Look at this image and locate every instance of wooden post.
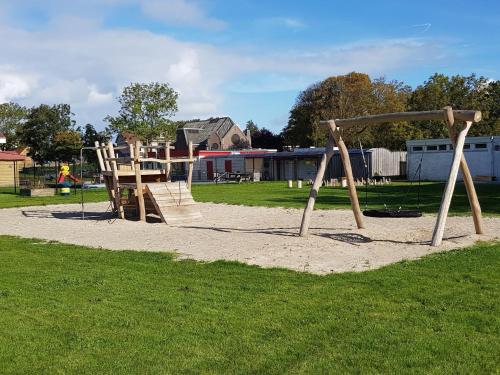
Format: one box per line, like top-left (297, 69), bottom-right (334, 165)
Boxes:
top-left (327, 121), bottom-right (364, 229)
top-left (187, 141), bottom-right (193, 190)
top-left (299, 136), bottom-right (336, 236)
top-left (129, 143), bottom-right (135, 170)
top-left (165, 141), bottom-right (171, 181)
top-left (94, 141), bottom-right (105, 172)
top-left (431, 120), bottom-right (473, 246)
top-left (108, 143), bottom-right (125, 219)
top-left (134, 141), bottom-right (146, 221)
top-left (443, 107), bottom-right (484, 234)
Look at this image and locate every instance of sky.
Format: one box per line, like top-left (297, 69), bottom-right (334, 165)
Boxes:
top-left (0, 0), bottom-right (498, 132)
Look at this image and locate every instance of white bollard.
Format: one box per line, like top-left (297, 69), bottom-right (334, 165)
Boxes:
top-left (341, 177), bottom-right (348, 188)
top-left (287, 180), bottom-right (293, 188)
top-left (297, 180), bottom-right (302, 189)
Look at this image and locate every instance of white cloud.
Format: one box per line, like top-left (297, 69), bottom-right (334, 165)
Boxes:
top-left (0, 67), bottom-right (35, 102)
top-left (140, 0), bottom-right (226, 30)
top-left (257, 17), bottom-right (306, 30)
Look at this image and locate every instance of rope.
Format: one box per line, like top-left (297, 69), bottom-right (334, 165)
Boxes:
top-left (359, 140), bottom-right (369, 210)
top-left (165, 182), bottom-right (182, 206)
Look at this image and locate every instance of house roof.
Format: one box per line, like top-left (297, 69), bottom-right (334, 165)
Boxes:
top-left (0, 132), bottom-right (6, 139)
top-left (0, 151), bottom-right (26, 161)
top-left (117, 132), bottom-right (141, 145)
top-left (179, 117), bottom-right (235, 146)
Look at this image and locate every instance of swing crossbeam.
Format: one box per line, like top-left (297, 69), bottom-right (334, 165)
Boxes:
top-left (299, 107), bottom-right (484, 247)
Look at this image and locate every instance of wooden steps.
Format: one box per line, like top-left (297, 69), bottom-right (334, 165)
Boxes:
top-left (145, 182), bottom-right (202, 224)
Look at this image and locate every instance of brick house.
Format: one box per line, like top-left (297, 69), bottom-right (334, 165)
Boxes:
top-left (175, 117), bottom-right (251, 151)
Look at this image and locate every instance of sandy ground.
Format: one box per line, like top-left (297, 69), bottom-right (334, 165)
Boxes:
top-left (0, 202), bottom-right (498, 274)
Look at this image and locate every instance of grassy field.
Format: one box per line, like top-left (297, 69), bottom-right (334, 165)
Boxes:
top-left (0, 187), bottom-right (109, 209)
top-left (1, 182), bottom-right (499, 216)
top-left (193, 181), bottom-right (500, 216)
top-left (0, 235), bottom-right (498, 373)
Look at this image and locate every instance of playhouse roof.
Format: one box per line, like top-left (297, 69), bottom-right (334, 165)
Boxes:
top-left (0, 151), bottom-right (26, 161)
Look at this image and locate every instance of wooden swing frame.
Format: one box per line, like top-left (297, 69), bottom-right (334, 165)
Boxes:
top-left (299, 107), bottom-right (484, 247)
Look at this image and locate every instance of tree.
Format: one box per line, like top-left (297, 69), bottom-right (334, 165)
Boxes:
top-left (408, 73), bottom-right (496, 138)
top-left (485, 80), bottom-right (500, 134)
top-left (245, 120), bottom-right (258, 134)
top-left (18, 104), bottom-right (75, 166)
top-left (245, 120), bottom-right (283, 150)
top-left (105, 82), bottom-right (179, 142)
top-left (81, 123), bottom-right (111, 166)
top-left (52, 130), bottom-right (82, 163)
top-left (0, 102), bottom-right (28, 150)
top-left (283, 72), bottom-right (411, 149)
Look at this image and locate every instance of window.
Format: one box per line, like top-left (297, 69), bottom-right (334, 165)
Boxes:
top-left (231, 134), bottom-right (241, 144)
top-left (412, 146), bottom-right (423, 152)
top-left (463, 144), bottom-right (471, 149)
top-left (426, 145), bottom-right (437, 151)
top-left (211, 143), bottom-right (219, 150)
top-left (439, 144), bottom-right (447, 151)
top-left (475, 143), bottom-right (487, 149)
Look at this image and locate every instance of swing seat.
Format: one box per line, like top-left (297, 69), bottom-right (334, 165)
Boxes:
top-left (363, 209), bottom-right (422, 218)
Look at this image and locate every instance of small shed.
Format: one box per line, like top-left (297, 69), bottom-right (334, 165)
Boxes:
top-left (0, 151), bottom-right (25, 187)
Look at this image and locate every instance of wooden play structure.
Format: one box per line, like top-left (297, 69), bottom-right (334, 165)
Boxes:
top-left (94, 140), bottom-right (202, 224)
top-left (299, 107), bottom-right (484, 247)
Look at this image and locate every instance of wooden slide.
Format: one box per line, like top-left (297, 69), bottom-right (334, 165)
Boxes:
top-left (145, 182), bottom-right (202, 224)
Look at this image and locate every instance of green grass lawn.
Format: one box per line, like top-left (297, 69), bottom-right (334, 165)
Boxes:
top-left (1, 182), bottom-right (499, 216)
top-left (0, 187), bottom-right (109, 209)
top-left (193, 181), bottom-right (500, 216)
top-left (0, 235), bottom-right (498, 373)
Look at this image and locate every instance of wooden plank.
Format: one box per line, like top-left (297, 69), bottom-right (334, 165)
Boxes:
top-left (101, 143), bottom-right (111, 171)
top-left (165, 141), bottom-right (171, 181)
top-left (443, 106), bottom-right (484, 235)
top-left (431, 120), bottom-right (473, 246)
top-left (299, 136), bottom-right (336, 236)
top-left (134, 141), bottom-right (146, 221)
top-left (327, 121), bottom-right (364, 229)
top-left (139, 157), bottom-right (195, 164)
top-left (320, 110), bottom-right (481, 129)
top-left (94, 141), bottom-right (106, 171)
top-left (108, 143), bottom-right (125, 219)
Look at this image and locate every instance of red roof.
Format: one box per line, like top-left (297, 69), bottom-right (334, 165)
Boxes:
top-left (0, 151), bottom-right (26, 161)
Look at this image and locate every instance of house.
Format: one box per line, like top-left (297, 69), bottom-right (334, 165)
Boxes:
top-left (406, 136), bottom-right (500, 181)
top-left (0, 151), bottom-right (25, 187)
top-left (247, 148), bottom-right (406, 181)
top-left (176, 117), bottom-right (251, 151)
top-left (0, 132), bottom-right (6, 145)
top-left (192, 147), bottom-right (406, 182)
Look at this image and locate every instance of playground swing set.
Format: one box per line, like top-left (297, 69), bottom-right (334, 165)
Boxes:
top-left (299, 106), bottom-right (485, 247)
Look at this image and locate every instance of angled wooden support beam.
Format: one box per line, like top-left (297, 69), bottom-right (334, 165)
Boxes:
top-left (165, 141), bottom-right (171, 181)
top-left (134, 141), bottom-right (146, 221)
top-left (326, 121), bottom-right (365, 230)
top-left (443, 107), bottom-right (484, 235)
top-left (299, 135), bottom-right (336, 236)
top-left (108, 142), bottom-right (125, 219)
top-left (431, 120), bottom-right (473, 246)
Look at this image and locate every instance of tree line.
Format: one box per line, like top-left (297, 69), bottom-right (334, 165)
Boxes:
top-left (1, 72), bottom-right (499, 168)
top-left (0, 82), bottom-right (178, 167)
top-left (280, 72), bottom-right (500, 150)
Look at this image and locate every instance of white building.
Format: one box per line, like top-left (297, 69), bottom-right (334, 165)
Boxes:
top-left (406, 136), bottom-right (500, 181)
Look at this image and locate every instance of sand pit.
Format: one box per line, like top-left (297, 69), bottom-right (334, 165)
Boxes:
top-left (0, 202), bottom-right (498, 274)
